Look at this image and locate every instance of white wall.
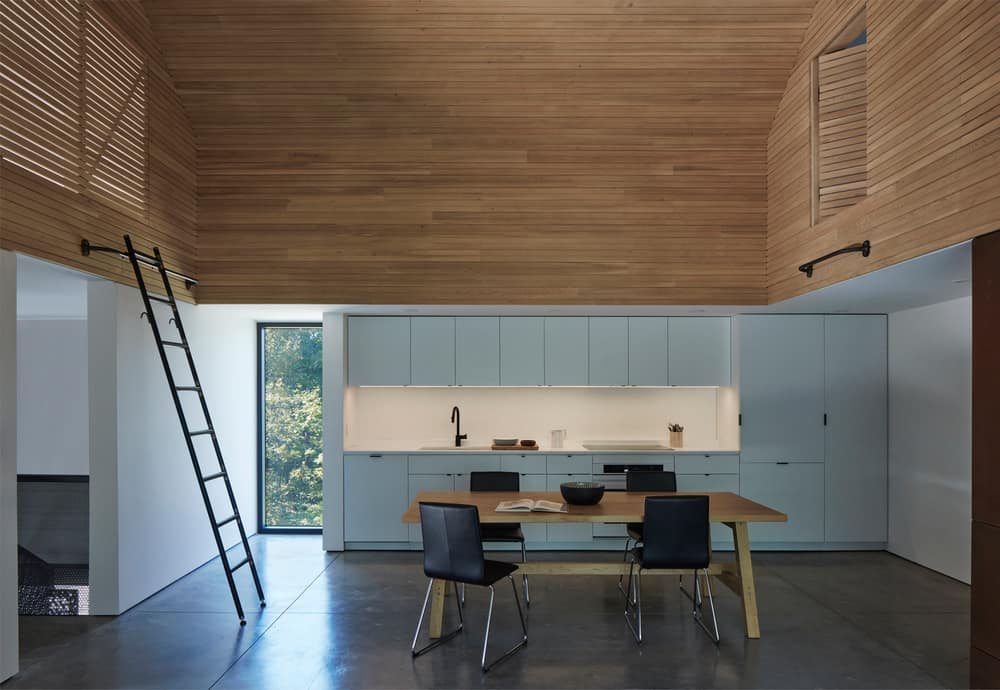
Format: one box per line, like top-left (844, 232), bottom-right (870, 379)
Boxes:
top-left (16, 320), bottom-right (88, 475)
top-left (322, 313), bottom-right (346, 551)
top-left (888, 296), bottom-right (972, 582)
top-left (0, 251), bottom-right (20, 682)
top-left (89, 283), bottom-right (258, 613)
top-left (345, 386), bottom-right (728, 450)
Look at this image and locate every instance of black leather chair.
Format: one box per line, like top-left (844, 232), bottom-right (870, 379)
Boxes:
top-left (411, 502), bottom-right (528, 672)
top-left (617, 470), bottom-right (677, 596)
top-left (468, 471), bottom-right (530, 606)
top-left (623, 495), bottom-right (719, 645)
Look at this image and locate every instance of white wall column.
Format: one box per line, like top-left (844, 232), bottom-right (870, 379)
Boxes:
top-left (88, 281), bottom-right (120, 614)
top-left (322, 312), bottom-right (346, 551)
top-left (0, 250), bottom-right (19, 682)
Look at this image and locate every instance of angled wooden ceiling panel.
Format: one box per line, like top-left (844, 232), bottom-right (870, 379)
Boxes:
top-left (144, 0), bottom-right (816, 304)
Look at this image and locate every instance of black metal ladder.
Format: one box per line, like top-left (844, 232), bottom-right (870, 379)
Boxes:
top-left (122, 234), bottom-right (265, 625)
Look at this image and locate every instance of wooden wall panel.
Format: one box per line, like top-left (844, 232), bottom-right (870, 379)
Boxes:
top-left (144, 0), bottom-right (818, 305)
top-left (767, 0), bottom-right (1000, 303)
top-left (0, 1), bottom-right (197, 299)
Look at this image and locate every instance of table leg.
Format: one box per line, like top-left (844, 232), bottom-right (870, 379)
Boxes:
top-left (732, 521), bottom-right (761, 639)
top-left (428, 579), bottom-right (447, 639)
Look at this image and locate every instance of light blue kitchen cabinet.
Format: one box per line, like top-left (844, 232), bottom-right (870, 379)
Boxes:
top-left (739, 462), bottom-right (824, 543)
top-left (824, 315), bottom-right (887, 543)
top-left (347, 317), bottom-right (410, 386)
top-left (676, 473), bottom-right (739, 547)
top-left (674, 454), bottom-right (739, 475)
top-left (588, 317), bottom-right (628, 386)
top-left (500, 454), bottom-right (547, 475)
top-left (408, 454), bottom-right (501, 475)
top-left (739, 316), bottom-right (825, 463)
top-left (407, 474), bottom-right (457, 542)
top-left (410, 317), bottom-right (455, 386)
top-left (546, 454), bottom-right (593, 474)
top-left (344, 454), bottom-right (409, 542)
top-left (628, 317), bottom-right (669, 386)
top-left (500, 317), bottom-right (545, 385)
top-left (546, 474), bottom-right (594, 542)
top-left (544, 317), bottom-right (589, 385)
top-left (668, 317), bottom-right (731, 386)
top-left (455, 317), bottom-right (500, 386)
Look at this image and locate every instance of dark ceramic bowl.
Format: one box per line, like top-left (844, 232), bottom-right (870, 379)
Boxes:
top-left (520, 439), bottom-right (536, 447)
top-left (560, 481), bottom-right (605, 506)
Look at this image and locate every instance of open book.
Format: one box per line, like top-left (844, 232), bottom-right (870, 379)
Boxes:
top-left (496, 499), bottom-right (567, 513)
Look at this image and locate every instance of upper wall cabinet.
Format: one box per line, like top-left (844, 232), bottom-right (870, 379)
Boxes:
top-left (589, 317), bottom-right (628, 386)
top-left (739, 315), bottom-right (825, 462)
top-left (545, 317), bottom-right (589, 385)
top-left (348, 317), bottom-right (410, 385)
top-left (668, 317), bottom-right (731, 386)
top-left (628, 317), bottom-right (669, 386)
top-left (455, 317), bottom-right (500, 386)
top-left (500, 317), bottom-right (545, 385)
top-left (410, 317), bottom-right (455, 386)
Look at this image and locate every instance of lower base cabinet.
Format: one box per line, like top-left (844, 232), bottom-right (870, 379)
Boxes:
top-left (344, 454), bottom-right (409, 542)
top-left (739, 463), bottom-right (824, 543)
top-left (546, 474), bottom-right (594, 542)
top-left (677, 474), bottom-right (739, 546)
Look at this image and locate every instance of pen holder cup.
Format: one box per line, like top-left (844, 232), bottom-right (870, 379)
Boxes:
top-left (669, 430), bottom-right (684, 448)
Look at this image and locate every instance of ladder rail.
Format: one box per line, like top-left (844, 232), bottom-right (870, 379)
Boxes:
top-left (122, 235), bottom-right (264, 624)
top-left (151, 246), bottom-right (267, 609)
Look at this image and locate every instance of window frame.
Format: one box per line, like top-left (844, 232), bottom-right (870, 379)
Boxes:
top-left (257, 321), bottom-right (324, 534)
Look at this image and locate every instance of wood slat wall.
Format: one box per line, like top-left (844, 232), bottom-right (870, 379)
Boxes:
top-left (767, 0), bottom-right (1000, 303)
top-left (144, 0), bottom-right (817, 305)
top-left (816, 42), bottom-right (867, 220)
top-left (0, 0), bottom-right (197, 298)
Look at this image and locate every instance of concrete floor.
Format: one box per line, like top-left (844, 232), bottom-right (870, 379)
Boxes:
top-left (3, 535), bottom-right (970, 689)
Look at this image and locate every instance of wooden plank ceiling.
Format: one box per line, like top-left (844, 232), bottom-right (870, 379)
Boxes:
top-left (143, 0), bottom-right (816, 304)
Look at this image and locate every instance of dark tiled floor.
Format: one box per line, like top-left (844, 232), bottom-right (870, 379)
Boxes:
top-left (3, 536), bottom-right (970, 689)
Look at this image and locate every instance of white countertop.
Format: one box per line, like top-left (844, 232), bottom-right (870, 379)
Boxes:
top-left (344, 441), bottom-right (739, 455)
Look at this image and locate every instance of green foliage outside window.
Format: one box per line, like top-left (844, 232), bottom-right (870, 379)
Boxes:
top-left (262, 326), bottom-right (323, 527)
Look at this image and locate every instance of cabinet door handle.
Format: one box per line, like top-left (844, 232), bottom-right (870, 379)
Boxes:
top-left (776, 462), bottom-right (789, 465)
top-left (369, 454), bottom-right (382, 458)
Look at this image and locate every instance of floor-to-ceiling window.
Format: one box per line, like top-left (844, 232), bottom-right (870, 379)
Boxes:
top-left (258, 324), bottom-right (323, 531)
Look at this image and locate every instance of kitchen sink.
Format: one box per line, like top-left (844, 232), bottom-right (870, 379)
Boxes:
top-left (581, 441), bottom-right (672, 451)
top-left (419, 445), bottom-right (492, 451)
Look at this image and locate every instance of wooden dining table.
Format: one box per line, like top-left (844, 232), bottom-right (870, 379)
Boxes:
top-left (402, 490), bottom-right (787, 639)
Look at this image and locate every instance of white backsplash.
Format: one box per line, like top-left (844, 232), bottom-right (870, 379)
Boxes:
top-left (345, 387), bottom-right (738, 449)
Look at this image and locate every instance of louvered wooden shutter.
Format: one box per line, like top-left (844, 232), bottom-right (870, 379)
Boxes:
top-left (816, 43), bottom-right (867, 220)
top-left (0, 0), bottom-right (83, 191)
top-left (83, 3), bottom-right (147, 218)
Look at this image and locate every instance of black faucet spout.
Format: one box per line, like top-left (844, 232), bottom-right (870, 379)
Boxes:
top-left (451, 406), bottom-right (467, 447)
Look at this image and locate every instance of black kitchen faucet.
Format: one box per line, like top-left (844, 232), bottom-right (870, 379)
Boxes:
top-left (451, 406), bottom-right (467, 447)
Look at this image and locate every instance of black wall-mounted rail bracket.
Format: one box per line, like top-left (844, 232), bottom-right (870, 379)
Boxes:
top-left (798, 240), bottom-right (871, 278)
top-left (81, 238), bottom-right (198, 289)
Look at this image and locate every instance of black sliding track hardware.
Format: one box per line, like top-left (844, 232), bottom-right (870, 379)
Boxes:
top-left (84, 234), bottom-right (264, 625)
top-left (798, 240), bottom-right (871, 278)
top-left (81, 239), bottom-right (198, 290)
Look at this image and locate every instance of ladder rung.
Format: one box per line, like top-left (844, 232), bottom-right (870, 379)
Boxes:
top-left (216, 514), bottom-right (238, 528)
top-left (202, 471), bottom-right (226, 482)
top-left (162, 341), bottom-right (187, 348)
top-left (148, 295), bottom-right (173, 304)
top-left (228, 557), bottom-right (249, 573)
top-left (175, 386), bottom-right (201, 392)
top-left (189, 429), bottom-right (214, 437)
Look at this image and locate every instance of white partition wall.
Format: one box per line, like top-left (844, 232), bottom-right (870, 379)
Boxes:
top-left (0, 251), bottom-right (19, 683)
top-left (88, 283), bottom-right (258, 613)
top-left (322, 312), bottom-right (346, 551)
top-left (888, 297), bottom-right (972, 582)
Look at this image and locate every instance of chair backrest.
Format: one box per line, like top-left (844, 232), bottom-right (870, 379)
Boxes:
top-left (640, 495), bottom-right (711, 570)
top-left (418, 502), bottom-right (486, 582)
top-left (626, 469), bottom-right (677, 492)
top-left (469, 471), bottom-right (520, 492)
